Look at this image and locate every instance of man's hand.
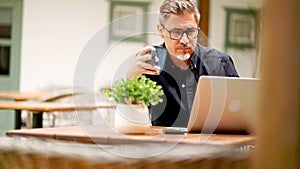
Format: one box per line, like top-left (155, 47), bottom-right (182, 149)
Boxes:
top-left (126, 46), bottom-right (161, 78)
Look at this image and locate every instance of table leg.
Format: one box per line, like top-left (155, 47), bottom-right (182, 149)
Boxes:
top-left (32, 112), bottom-right (43, 128)
top-left (15, 110), bottom-right (22, 129)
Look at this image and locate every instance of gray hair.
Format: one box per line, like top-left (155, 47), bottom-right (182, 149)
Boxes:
top-left (159, 0), bottom-right (200, 25)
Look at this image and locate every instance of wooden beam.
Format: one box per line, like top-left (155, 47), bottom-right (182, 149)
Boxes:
top-left (254, 0), bottom-right (300, 168)
top-left (198, 0), bottom-right (210, 47)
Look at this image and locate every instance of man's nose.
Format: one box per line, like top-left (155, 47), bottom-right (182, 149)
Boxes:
top-left (180, 33), bottom-right (189, 44)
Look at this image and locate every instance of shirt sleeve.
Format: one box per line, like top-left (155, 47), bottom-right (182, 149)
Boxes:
top-left (222, 55), bottom-right (239, 77)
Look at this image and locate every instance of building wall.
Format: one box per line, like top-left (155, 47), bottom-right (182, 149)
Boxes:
top-left (21, 0), bottom-right (106, 91)
top-left (20, 0), bottom-right (162, 91)
top-left (209, 0), bottom-right (262, 77)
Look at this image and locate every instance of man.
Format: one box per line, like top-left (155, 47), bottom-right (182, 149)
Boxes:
top-left (126, 0), bottom-right (239, 127)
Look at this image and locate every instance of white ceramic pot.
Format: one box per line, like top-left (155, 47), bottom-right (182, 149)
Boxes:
top-left (114, 103), bottom-right (151, 134)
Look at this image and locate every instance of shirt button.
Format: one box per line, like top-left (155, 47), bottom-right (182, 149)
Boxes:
top-left (182, 84), bottom-right (186, 88)
top-left (171, 65), bottom-right (175, 68)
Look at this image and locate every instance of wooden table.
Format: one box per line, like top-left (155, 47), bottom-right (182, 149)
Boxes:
top-left (6, 125), bottom-right (255, 147)
top-left (0, 91), bottom-right (48, 129)
top-left (6, 126), bottom-right (255, 167)
top-left (0, 101), bottom-right (116, 128)
top-left (0, 91), bottom-right (48, 101)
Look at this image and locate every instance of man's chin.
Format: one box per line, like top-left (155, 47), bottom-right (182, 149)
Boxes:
top-left (175, 53), bottom-right (191, 61)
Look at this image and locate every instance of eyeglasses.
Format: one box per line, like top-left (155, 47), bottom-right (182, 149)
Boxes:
top-left (161, 24), bottom-right (200, 40)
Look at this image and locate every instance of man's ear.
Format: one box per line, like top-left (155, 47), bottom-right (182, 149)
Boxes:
top-left (157, 24), bottom-right (164, 38)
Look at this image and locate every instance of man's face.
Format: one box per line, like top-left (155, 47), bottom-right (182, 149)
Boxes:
top-left (158, 12), bottom-right (198, 61)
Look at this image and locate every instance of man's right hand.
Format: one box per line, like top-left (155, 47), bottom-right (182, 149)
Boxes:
top-left (126, 46), bottom-right (161, 78)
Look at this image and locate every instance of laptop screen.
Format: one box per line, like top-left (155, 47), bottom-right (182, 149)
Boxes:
top-left (187, 76), bottom-right (261, 134)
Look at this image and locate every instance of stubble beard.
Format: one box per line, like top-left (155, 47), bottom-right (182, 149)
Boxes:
top-left (174, 53), bottom-right (191, 61)
top-left (174, 43), bottom-right (193, 61)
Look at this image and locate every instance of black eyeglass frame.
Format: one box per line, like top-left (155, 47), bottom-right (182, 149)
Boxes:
top-left (161, 24), bottom-right (200, 40)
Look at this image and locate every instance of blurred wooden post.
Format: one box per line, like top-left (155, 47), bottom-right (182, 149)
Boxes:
top-left (198, 0), bottom-right (210, 47)
top-left (254, 0), bottom-right (300, 168)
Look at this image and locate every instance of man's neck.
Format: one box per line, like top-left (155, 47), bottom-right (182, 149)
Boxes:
top-left (169, 54), bottom-right (191, 70)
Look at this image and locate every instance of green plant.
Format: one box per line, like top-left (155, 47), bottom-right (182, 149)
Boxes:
top-left (103, 76), bottom-right (164, 106)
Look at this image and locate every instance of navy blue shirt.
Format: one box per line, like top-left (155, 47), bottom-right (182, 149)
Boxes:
top-left (146, 43), bottom-right (239, 127)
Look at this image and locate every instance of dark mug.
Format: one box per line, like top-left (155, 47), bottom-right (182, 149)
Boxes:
top-left (146, 47), bottom-right (166, 72)
top-left (146, 48), bottom-right (157, 66)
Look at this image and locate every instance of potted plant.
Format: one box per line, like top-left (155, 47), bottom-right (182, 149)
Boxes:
top-left (103, 75), bottom-right (164, 134)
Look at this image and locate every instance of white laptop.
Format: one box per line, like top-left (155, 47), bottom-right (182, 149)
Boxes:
top-left (165, 76), bottom-right (261, 134)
